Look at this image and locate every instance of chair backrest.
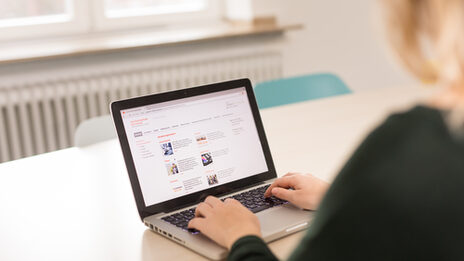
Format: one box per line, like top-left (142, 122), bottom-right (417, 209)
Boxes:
top-left (74, 115), bottom-right (116, 147)
top-left (254, 73), bottom-right (351, 109)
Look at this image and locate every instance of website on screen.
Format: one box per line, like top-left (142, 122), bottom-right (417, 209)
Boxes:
top-left (121, 87), bottom-right (268, 206)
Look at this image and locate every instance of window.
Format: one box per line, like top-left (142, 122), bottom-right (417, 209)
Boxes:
top-left (0, 0), bottom-right (72, 28)
top-left (104, 0), bottom-right (208, 18)
top-left (0, 0), bottom-right (222, 41)
top-left (93, 0), bottom-right (221, 31)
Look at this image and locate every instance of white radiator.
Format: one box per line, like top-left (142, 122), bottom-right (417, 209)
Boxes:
top-left (0, 52), bottom-right (282, 162)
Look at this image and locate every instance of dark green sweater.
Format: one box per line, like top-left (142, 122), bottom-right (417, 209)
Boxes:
top-left (228, 106), bottom-right (464, 261)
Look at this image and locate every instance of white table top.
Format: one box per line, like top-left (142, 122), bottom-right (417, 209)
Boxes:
top-left (0, 86), bottom-right (433, 261)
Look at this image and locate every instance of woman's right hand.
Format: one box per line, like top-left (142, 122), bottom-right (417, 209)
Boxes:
top-left (264, 173), bottom-right (329, 210)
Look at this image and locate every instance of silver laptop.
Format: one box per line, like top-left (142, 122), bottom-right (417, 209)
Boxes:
top-left (111, 79), bottom-right (313, 260)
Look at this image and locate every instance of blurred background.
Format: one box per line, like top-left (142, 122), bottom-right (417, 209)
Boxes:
top-left (0, 0), bottom-right (414, 163)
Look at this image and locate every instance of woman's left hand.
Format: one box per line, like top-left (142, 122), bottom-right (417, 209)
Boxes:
top-left (188, 196), bottom-right (261, 249)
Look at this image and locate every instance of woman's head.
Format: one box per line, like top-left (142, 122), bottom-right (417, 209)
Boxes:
top-left (382, 0), bottom-right (464, 88)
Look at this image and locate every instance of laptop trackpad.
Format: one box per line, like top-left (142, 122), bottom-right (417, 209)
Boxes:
top-left (257, 203), bottom-right (314, 239)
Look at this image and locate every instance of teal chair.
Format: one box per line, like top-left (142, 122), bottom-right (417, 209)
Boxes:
top-left (254, 73), bottom-right (351, 109)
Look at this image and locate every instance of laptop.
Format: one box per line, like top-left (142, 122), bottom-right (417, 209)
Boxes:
top-left (111, 78), bottom-right (313, 260)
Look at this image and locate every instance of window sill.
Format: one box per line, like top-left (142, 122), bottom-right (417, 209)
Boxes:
top-left (0, 22), bottom-right (302, 65)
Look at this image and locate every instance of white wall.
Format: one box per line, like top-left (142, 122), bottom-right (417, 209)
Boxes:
top-left (0, 0), bottom-right (417, 92)
top-left (260, 0), bottom-right (416, 91)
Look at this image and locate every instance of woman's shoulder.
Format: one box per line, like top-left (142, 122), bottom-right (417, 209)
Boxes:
top-left (380, 105), bottom-right (443, 131)
top-left (336, 104), bottom-right (462, 184)
top-left (362, 105), bottom-right (448, 148)
top-left (385, 105), bottom-right (443, 124)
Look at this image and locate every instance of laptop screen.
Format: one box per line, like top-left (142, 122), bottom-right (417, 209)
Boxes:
top-left (121, 87), bottom-right (269, 206)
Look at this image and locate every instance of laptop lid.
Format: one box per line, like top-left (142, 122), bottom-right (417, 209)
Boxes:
top-left (111, 79), bottom-right (276, 220)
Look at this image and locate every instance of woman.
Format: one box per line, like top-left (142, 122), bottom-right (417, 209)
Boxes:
top-left (188, 0), bottom-right (464, 260)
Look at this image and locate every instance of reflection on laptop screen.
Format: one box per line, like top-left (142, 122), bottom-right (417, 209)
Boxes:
top-left (121, 87), bottom-right (268, 206)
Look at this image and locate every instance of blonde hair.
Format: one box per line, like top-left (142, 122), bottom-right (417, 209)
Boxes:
top-left (382, 0), bottom-right (464, 87)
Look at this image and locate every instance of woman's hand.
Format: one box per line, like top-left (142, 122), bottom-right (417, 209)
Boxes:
top-left (264, 173), bottom-right (329, 210)
top-left (188, 196), bottom-right (261, 249)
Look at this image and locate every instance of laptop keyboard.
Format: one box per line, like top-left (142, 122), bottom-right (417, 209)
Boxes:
top-left (161, 184), bottom-right (288, 234)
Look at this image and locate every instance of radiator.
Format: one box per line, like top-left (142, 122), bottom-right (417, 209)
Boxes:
top-left (0, 52), bottom-right (282, 163)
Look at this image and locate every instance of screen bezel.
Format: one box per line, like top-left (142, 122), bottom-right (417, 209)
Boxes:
top-left (111, 79), bottom-right (277, 220)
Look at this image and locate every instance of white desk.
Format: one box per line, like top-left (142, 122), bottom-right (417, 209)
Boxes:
top-left (0, 86), bottom-right (432, 261)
